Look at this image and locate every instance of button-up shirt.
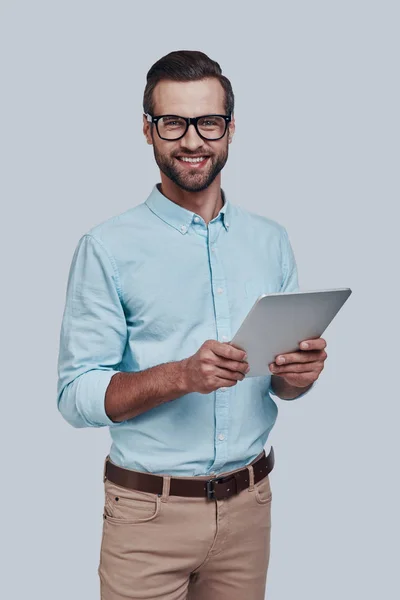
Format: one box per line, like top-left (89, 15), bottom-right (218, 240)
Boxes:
top-left (57, 183), bottom-right (314, 476)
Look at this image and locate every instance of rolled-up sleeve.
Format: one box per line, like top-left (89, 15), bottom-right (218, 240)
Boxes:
top-left (268, 226), bottom-right (317, 400)
top-left (56, 234), bottom-right (127, 428)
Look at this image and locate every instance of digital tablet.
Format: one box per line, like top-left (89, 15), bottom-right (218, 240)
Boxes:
top-left (229, 288), bottom-right (352, 377)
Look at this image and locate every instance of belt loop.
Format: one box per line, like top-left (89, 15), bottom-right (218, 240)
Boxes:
top-left (247, 464), bottom-right (255, 491)
top-left (103, 455), bottom-right (109, 482)
top-left (160, 475), bottom-right (171, 503)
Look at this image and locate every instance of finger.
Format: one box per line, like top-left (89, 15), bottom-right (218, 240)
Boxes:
top-left (270, 360), bottom-right (324, 374)
top-left (214, 365), bottom-right (246, 382)
top-left (275, 349), bottom-right (327, 365)
top-left (215, 356), bottom-right (249, 374)
top-left (211, 340), bottom-right (247, 362)
top-left (299, 337), bottom-right (327, 351)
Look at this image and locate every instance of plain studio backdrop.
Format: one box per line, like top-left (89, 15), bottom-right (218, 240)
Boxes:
top-left (0, 1), bottom-right (398, 599)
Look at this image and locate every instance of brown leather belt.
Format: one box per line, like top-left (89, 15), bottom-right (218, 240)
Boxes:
top-left (104, 446), bottom-right (274, 501)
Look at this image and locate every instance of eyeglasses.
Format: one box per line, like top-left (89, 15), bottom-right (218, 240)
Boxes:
top-left (144, 113), bottom-right (232, 141)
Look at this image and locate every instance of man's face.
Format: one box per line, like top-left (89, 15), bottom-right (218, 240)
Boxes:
top-left (143, 78), bottom-right (235, 193)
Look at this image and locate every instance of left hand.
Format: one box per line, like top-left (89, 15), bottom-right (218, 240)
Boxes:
top-left (268, 337), bottom-right (327, 388)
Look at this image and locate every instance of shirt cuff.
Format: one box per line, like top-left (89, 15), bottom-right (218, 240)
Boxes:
top-left (75, 369), bottom-right (121, 427)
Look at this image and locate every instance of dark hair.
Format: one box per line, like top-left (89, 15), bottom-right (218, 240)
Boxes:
top-left (143, 50), bottom-right (234, 116)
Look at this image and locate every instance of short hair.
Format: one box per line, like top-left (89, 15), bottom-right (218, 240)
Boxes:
top-left (143, 50), bottom-right (234, 116)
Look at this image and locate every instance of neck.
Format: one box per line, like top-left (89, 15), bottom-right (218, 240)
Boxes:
top-left (158, 174), bottom-right (224, 225)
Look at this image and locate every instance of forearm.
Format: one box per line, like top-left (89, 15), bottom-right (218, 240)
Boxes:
top-left (105, 359), bottom-right (189, 422)
top-left (270, 374), bottom-right (313, 400)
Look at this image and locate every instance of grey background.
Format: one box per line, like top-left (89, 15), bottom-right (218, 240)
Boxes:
top-left (1, 1), bottom-right (398, 598)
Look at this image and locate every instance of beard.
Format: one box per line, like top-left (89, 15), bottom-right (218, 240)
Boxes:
top-left (152, 137), bottom-right (229, 193)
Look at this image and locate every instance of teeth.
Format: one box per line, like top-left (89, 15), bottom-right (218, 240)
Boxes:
top-left (178, 156), bottom-right (207, 163)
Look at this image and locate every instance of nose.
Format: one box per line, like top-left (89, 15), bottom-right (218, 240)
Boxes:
top-left (181, 122), bottom-right (204, 149)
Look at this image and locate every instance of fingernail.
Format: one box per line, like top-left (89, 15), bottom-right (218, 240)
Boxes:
top-left (245, 366), bottom-right (250, 373)
top-left (301, 342), bottom-right (309, 349)
top-left (276, 356), bottom-right (285, 364)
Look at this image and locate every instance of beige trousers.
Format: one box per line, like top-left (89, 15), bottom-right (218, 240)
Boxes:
top-left (98, 449), bottom-right (273, 599)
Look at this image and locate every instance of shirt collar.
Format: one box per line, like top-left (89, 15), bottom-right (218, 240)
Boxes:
top-left (145, 183), bottom-right (231, 235)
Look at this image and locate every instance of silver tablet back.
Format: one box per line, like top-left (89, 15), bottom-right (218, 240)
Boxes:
top-left (230, 288), bottom-right (352, 377)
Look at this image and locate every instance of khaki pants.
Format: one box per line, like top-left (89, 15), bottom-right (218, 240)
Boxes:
top-left (98, 450), bottom-right (272, 599)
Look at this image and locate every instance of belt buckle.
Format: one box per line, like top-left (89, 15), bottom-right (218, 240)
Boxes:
top-left (206, 476), bottom-right (224, 500)
top-left (206, 475), bottom-right (237, 500)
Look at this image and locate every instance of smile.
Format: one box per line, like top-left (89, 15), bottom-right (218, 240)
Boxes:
top-left (176, 156), bottom-right (209, 167)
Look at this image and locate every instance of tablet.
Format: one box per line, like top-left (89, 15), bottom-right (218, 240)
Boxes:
top-left (230, 288), bottom-right (352, 377)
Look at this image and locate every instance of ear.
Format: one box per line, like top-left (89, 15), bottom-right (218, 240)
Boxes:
top-left (143, 114), bottom-right (153, 145)
top-left (228, 113), bottom-right (235, 143)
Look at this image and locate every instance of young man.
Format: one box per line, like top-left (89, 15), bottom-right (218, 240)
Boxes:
top-left (57, 50), bottom-right (327, 600)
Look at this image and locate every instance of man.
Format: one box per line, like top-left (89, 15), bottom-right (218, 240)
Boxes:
top-left (57, 50), bottom-right (327, 600)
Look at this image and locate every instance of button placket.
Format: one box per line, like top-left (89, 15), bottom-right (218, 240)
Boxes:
top-left (207, 220), bottom-right (232, 472)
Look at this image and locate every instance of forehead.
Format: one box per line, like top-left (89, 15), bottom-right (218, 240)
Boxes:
top-left (152, 78), bottom-right (226, 116)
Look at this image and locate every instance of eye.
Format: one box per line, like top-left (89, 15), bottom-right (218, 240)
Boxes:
top-left (161, 117), bottom-right (185, 128)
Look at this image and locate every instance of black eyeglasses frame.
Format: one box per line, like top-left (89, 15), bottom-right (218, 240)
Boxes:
top-left (144, 113), bottom-right (232, 141)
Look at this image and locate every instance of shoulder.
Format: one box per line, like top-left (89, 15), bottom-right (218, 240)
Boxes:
top-left (85, 202), bottom-right (149, 250)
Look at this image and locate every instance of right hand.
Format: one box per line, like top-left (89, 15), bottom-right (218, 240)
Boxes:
top-left (181, 339), bottom-right (250, 394)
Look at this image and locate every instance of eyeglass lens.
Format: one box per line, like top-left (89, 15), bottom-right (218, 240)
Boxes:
top-left (158, 116), bottom-right (226, 140)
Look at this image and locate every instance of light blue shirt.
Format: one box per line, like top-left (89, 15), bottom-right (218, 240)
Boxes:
top-left (57, 183), bottom-right (314, 476)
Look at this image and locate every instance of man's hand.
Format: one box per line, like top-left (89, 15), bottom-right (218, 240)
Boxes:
top-left (181, 340), bottom-right (250, 394)
top-left (268, 337), bottom-right (327, 388)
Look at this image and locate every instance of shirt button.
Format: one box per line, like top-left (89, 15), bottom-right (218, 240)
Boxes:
top-left (180, 225), bottom-right (187, 232)
top-left (194, 216), bottom-right (200, 222)
top-left (217, 287), bottom-right (224, 294)
top-left (218, 434), bottom-right (225, 441)
top-left (222, 335), bottom-right (229, 341)
top-left (211, 246), bottom-right (216, 252)
top-left (221, 387), bottom-right (227, 392)
top-left (226, 222), bottom-right (230, 228)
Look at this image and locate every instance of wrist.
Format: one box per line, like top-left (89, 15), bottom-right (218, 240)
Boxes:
top-left (176, 358), bottom-right (192, 394)
top-left (270, 374), bottom-right (311, 400)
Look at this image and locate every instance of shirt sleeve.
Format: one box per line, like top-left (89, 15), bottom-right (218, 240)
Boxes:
top-left (56, 234), bottom-right (128, 428)
top-left (267, 226), bottom-right (316, 400)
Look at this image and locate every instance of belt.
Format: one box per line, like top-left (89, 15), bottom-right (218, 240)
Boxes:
top-left (104, 446), bottom-right (274, 501)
